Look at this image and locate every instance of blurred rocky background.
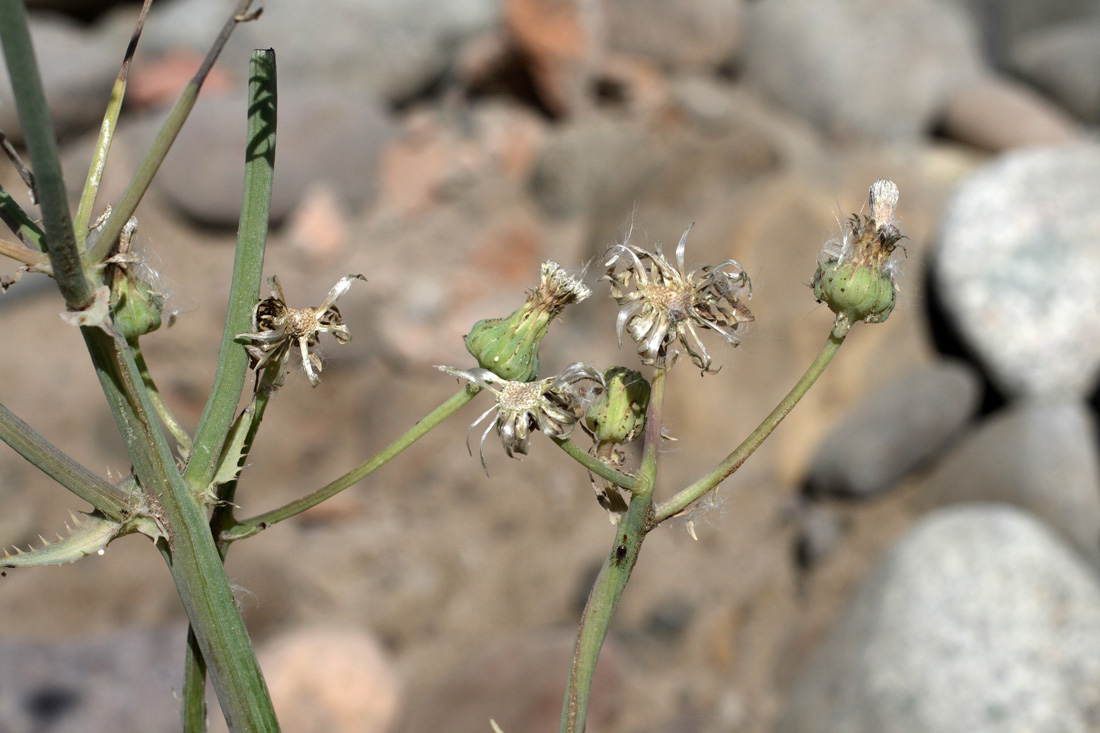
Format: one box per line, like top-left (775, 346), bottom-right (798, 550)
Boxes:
top-left (0, 0), bottom-right (1098, 731)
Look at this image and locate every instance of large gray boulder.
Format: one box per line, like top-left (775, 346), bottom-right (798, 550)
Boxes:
top-left (742, 0), bottom-right (984, 140)
top-left (933, 144), bottom-right (1100, 399)
top-left (806, 360), bottom-right (981, 499)
top-left (775, 505), bottom-right (1100, 733)
top-left (920, 400), bottom-right (1100, 566)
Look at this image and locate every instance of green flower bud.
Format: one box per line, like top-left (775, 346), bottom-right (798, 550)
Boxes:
top-left (465, 307), bottom-right (550, 382)
top-left (813, 179), bottom-right (903, 329)
top-left (812, 259), bottom-right (896, 325)
top-left (584, 367), bottom-right (650, 443)
top-left (465, 262), bottom-right (590, 381)
top-left (110, 268), bottom-right (165, 340)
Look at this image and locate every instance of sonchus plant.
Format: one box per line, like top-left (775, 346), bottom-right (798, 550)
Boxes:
top-left (437, 182), bottom-right (902, 732)
top-left (0, 0), bottom-right (904, 729)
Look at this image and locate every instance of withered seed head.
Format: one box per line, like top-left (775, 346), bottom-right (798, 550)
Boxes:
top-left (237, 273), bottom-right (365, 389)
top-left (603, 224), bottom-right (753, 373)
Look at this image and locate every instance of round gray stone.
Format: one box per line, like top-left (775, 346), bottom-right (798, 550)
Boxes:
top-left (775, 505), bottom-right (1100, 733)
top-left (942, 0), bottom-right (1100, 66)
top-left (603, 0), bottom-right (744, 72)
top-left (138, 0), bottom-right (500, 103)
top-left (933, 144), bottom-right (1100, 399)
top-left (0, 625), bottom-right (185, 732)
top-left (1009, 19), bottom-right (1100, 124)
top-left (920, 399), bottom-right (1100, 567)
top-left (806, 360), bottom-right (982, 499)
top-left (741, 0), bottom-right (984, 140)
top-left (0, 14), bottom-right (126, 141)
top-left (131, 82), bottom-right (396, 227)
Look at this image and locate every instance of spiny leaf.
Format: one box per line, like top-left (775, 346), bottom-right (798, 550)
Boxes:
top-left (207, 405), bottom-right (255, 499)
top-left (2, 511), bottom-right (123, 568)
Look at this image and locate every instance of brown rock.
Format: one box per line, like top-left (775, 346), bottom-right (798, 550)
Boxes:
top-left (376, 105), bottom-right (546, 218)
top-left (939, 74), bottom-right (1086, 151)
top-left (286, 181), bottom-right (353, 266)
top-left (504, 0), bottom-right (602, 115)
top-left (603, 0), bottom-right (743, 72)
top-left (403, 631), bottom-right (623, 733)
top-left (258, 627), bottom-right (402, 733)
top-left (127, 49), bottom-right (235, 108)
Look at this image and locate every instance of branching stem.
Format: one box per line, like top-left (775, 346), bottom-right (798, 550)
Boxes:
top-left (561, 368), bottom-right (666, 733)
top-left (550, 436), bottom-right (640, 491)
top-left (222, 385), bottom-right (480, 540)
top-left (654, 320), bottom-right (848, 522)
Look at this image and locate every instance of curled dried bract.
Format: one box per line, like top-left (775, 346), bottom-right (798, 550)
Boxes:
top-left (237, 274), bottom-right (365, 388)
top-left (437, 362), bottom-right (604, 473)
top-left (604, 224), bottom-right (753, 372)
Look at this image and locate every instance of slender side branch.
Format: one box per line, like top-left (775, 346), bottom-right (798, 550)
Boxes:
top-left (85, 0), bottom-right (258, 267)
top-left (0, 235), bottom-right (48, 269)
top-left (0, 183), bottom-right (45, 250)
top-left (0, 130), bottom-right (35, 194)
top-left (179, 48), bottom-right (277, 730)
top-left (183, 47), bottom-right (275, 494)
top-left (561, 368), bottom-right (666, 733)
top-left (654, 322), bottom-right (849, 523)
top-left (0, 401), bottom-right (131, 519)
top-left (74, 0), bottom-right (153, 244)
top-left (132, 342), bottom-right (193, 456)
top-left (181, 627), bottom-right (208, 733)
top-left (550, 436), bottom-right (640, 491)
top-left (223, 385), bottom-right (480, 540)
top-left (82, 327), bottom-right (278, 730)
top-left (0, 2), bottom-right (92, 307)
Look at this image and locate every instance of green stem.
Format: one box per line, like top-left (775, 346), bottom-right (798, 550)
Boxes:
top-left (222, 385), bottom-right (479, 541)
top-left (74, 0), bottom-right (152, 245)
top-left (82, 327), bottom-right (278, 731)
top-left (84, 0), bottom-right (257, 267)
top-left (214, 372), bottom-right (276, 523)
top-left (561, 368), bottom-right (666, 733)
top-left (550, 436), bottom-right (639, 491)
top-left (183, 48), bottom-right (274, 495)
top-left (181, 626), bottom-right (208, 732)
top-left (131, 340), bottom-right (193, 457)
top-left (0, 183), bottom-right (45, 251)
top-left (0, 401), bottom-right (131, 519)
top-left (0, 1), bottom-right (93, 307)
top-left (0, 234), bottom-right (48, 269)
top-left (179, 48), bottom-right (277, 730)
top-left (654, 322), bottom-right (848, 523)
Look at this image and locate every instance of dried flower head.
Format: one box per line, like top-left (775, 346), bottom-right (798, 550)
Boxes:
top-left (813, 180), bottom-right (903, 329)
top-left (604, 224), bottom-right (753, 372)
top-left (437, 362), bottom-right (604, 473)
top-left (237, 273), bottom-right (365, 388)
top-left (465, 261), bottom-right (591, 382)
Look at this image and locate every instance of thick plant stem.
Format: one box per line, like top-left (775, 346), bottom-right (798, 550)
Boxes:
top-left (224, 385), bottom-right (479, 540)
top-left (654, 321), bottom-right (849, 523)
top-left (184, 48), bottom-right (275, 496)
top-left (179, 49), bottom-right (277, 731)
top-left (0, 1), bottom-right (93, 307)
top-left (561, 369), bottom-right (666, 733)
top-left (82, 328), bottom-right (278, 731)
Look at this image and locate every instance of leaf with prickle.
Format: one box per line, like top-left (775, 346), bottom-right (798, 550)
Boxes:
top-left (2, 511), bottom-right (125, 568)
top-left (206, 405), bottom-right (255, 502)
